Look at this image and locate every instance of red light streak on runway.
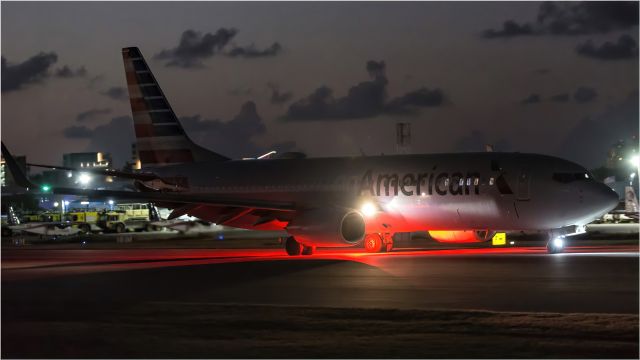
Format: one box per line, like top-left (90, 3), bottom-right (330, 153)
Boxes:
top-left (2, 245), bottom-right (637, 282)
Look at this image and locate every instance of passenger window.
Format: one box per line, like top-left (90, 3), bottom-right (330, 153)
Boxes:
top-left (473, 178), bottom-right (479, 186)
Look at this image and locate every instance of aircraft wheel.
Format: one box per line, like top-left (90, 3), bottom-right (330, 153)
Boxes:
top-left (301, 245), bottom-right (316, 255)
top-left (364, 233), bottom-right (383, 253)
top-left (285, 236), bottom-right (302, 256)
top-left (546, 236), bottom-right (565, 254)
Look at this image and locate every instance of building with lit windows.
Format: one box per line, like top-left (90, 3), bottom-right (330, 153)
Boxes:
top-left (63, 152), bottom-right (112, 169)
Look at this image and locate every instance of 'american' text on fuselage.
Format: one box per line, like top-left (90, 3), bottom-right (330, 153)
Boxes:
top-left (359, 170), bottom-right (481, 197)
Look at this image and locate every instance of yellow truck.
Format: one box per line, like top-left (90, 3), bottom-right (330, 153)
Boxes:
top-left (96, 211), bottom-right (152, 233)
top-left (64, 210), bottom-right (101, 233)
top-left (95, 203), bottom-right (160, 233)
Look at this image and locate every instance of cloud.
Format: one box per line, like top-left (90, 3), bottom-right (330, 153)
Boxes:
top-left (284, 61), bottom-right (445, 121)
top-left (227, 42), bottom-right (282, 58)
top-left (549, 93), bottom-right (570, 103)
top-left (155, 28), bottom-right (237, 68)
top-left (537, 1), bottom-right (638, 35)
top-left (63, 125), bottom-right (93, 139)
top-left (573, 86), bottom-right (598, 103)
top-left (55, 65), bottom-right (87, 78)
top-left (76, 108), bottom-right (112, 122)
top-left (267, 83), bottom-right (293, 105)
top-left (576, 34), bottom-right (639, 60)
top-left (483, 2), bottom-right (639, 38)
top-left (558, 90), bottom-right (638, 168)
top-left (385, 88), bottom-right (445, 114)
top-left (156, 28), bottom-right (283, 67)
top-left (482, 21), bottom-right (535, 39)
top-left (181, 101), bottom-right (296, 158)
top-left (1, 52), bottom-right (58, 92)
top-left (366, 60), bottom-right (386, 78)
top-left (521, 94), bottom-right (541, 104)
top-left (101, 86), bottom-right (128, 101)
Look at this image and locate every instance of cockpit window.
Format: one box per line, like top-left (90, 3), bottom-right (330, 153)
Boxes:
top-left (552, 172), bottom-right (592, 183)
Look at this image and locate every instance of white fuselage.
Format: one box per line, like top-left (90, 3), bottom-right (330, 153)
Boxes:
top-left (146, 152), bottom-right (618, 235)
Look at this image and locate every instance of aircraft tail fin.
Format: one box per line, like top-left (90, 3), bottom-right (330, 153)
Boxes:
top-left (1, 142), bottom-right (36, 190)
top-left (122, 47), bottom-right (229, 167)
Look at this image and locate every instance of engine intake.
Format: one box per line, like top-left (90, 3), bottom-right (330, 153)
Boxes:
top-left (287, 208), bottom-right (365, 247)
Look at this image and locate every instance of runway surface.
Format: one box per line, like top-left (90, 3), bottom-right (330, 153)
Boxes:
top-left (3, 243), bottom-right (638, 358)
top-left (3, 244), bottom-right (638, 314)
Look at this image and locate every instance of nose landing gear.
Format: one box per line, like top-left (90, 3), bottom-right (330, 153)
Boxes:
top-left (546, 235), bottom-right (565, 254)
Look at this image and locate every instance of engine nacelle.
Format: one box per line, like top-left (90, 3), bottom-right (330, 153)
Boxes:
top-left (287, 208), bottom-right (366, 247)
top-left (428, 230), bottom-right (494, 243)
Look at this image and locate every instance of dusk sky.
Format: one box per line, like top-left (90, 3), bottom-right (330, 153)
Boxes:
top-left (2, 1), bottom-right (638, 169)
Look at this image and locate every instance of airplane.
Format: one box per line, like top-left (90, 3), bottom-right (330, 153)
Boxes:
top-left (1, 46), bottom-right (620, 255)
top-left (2, 206), bottom-right (83, 237)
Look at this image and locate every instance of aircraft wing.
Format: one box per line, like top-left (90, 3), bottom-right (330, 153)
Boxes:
top-left (52, 187), bottom-right (296, 212)
top-left (2, 142), bottom-right (297, 213)
top-left (27, 162), bottom-right (159, 181)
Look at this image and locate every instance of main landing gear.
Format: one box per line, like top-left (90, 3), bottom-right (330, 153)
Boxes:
top-left (364, 233), bottom-right (394, 253)
top-left (284, 236), bottom-right (315, 256)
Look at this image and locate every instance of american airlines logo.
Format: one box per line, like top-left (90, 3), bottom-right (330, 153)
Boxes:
top-left (358, 170), bottom-right (481, 197)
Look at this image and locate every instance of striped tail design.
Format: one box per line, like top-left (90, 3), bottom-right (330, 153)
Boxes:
top-left (122, 47), bottom-right (228, 167)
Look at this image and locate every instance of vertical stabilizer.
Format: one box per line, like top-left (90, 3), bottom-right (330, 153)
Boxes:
top-left (122, 47), bottom-right (229, 167)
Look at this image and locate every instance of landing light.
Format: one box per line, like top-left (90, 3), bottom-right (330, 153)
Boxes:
top-left (630, 155), bottom-right (639, 168)
top-left (361, 202), bottom-right (376, 217)
top-left (78, 173), bottom-right (91, 185)
top-left (553, 237), bottom-right (564, 248)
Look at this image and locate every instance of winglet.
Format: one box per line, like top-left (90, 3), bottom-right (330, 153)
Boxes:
top-left (1, 142), bottom-right (37, 189)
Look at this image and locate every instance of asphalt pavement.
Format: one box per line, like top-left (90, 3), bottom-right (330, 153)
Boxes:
top-left (3, 243), bottom-right (638, 314)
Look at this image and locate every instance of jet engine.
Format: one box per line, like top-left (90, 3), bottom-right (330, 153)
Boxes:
top-left (428, 230), bottom-right (494, 243)
top-left (286, 208), bottom-right (366, 247)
